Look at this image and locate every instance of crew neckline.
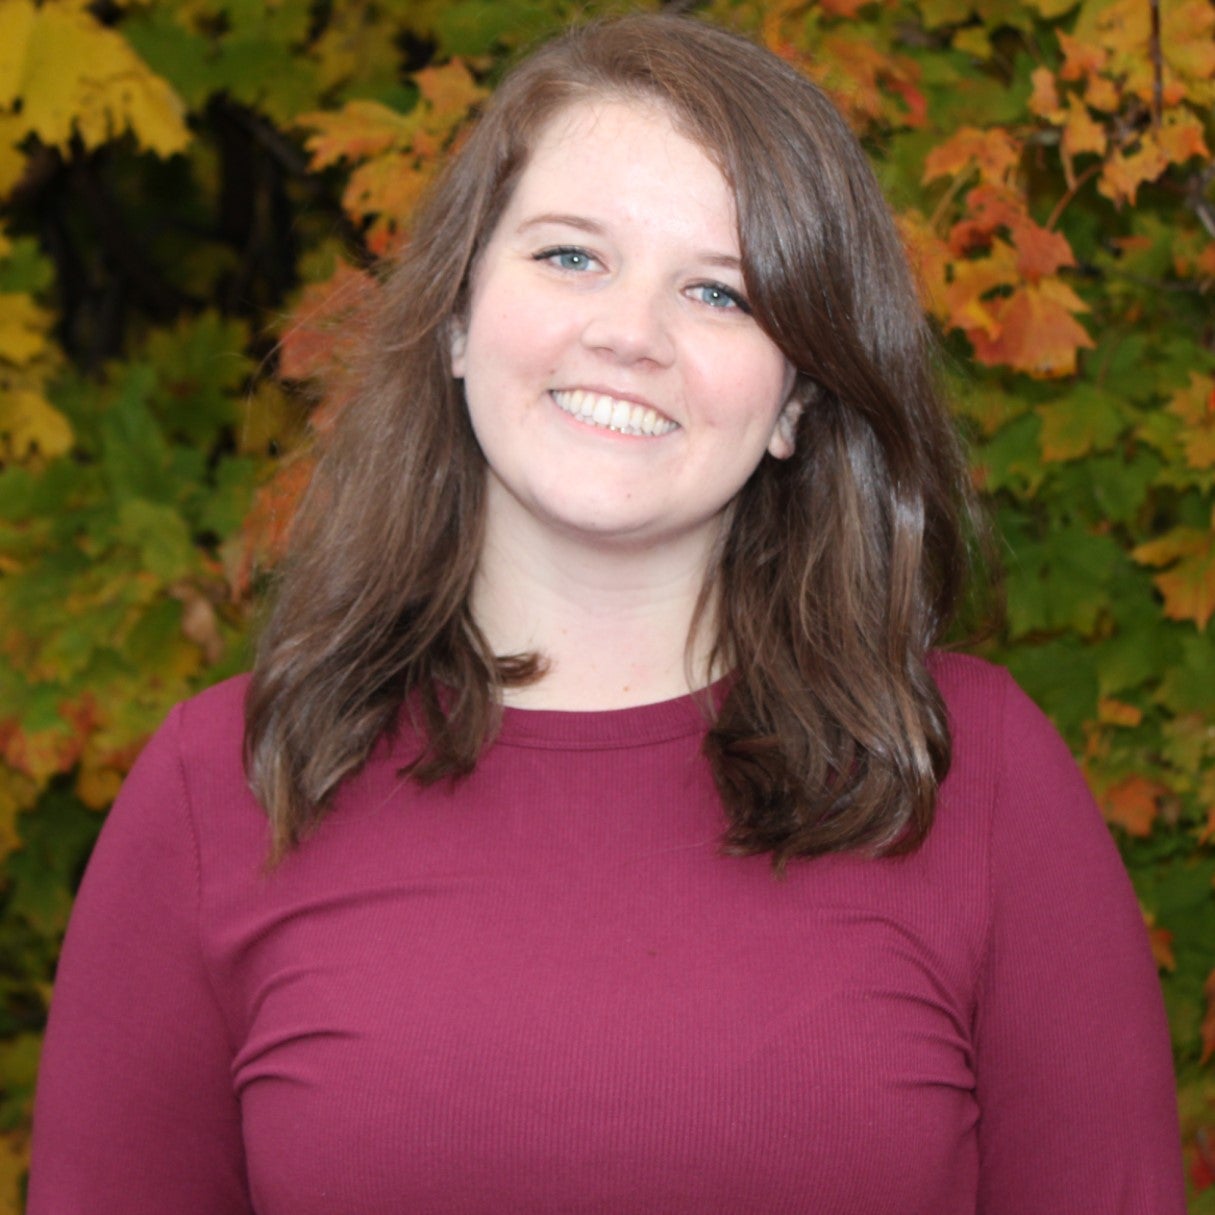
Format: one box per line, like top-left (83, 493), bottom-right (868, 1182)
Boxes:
top-left (493, 681), bottom-right (727, 750)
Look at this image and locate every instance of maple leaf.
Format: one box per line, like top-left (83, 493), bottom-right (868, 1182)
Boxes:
top-left (1097, 697), bottom-right (1142, 727)
top-left (297, 100), bottom-right (418, 171)
top-left (1061, 98), bottom-right (1106, 159)
top-left (1057, 30), bottom-right (1108, 81)
top-left (1098, 136), bottom-right (1169, 207)
top-left (1142, 910), bottom-right (1175, 971)
top-left (226, 455), bottom-right (316, 599)
top-left (278, 262), bottom-right (377, 384)
top-left (0, 291), bottom-right (51, 365)
top-left (1202, 968), bottom-right (1215, 1065)
top-left (1028, 67), bottom-right (1062, 120)
top-left (968, 278), bottom-right (1093, 378)
top-left (943, 238), bottom-right (1019, 337)
top-left (1156, 111), bottom-right (1210, 166)
top-left (1133, 524), bottom-right (1215, 630)
top-left (1082, 74), bottom-right (1120, 112)
top-left (897, 210), bottom-right (952, 321)
top-left (0, 0), bottom-right (189, 156)
top-left (810, 33), bottom-right (926, 131)
top-left (1099, 773), bottom-right (1161, 836)
top-left (1036, 384), bottom-right (1125, 462)
top-left (414, 59), bottom-right (487, 129)
top-left (1166, 372), bottom-right (1215, 470)
top-left (922, 126), bottom-right (1021, 186)
top-left (0, 388), bottom-right (73, 462)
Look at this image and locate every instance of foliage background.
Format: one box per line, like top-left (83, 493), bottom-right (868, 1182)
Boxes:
top-left (1, 0), bottom-right (1213, 1206)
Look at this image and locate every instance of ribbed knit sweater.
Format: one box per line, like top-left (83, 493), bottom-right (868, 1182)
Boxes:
top-left (29, 653), bottom-right (1185, 1213)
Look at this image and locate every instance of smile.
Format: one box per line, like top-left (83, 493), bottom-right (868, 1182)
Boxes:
top-left (551, 390), bottom-right (679, 437)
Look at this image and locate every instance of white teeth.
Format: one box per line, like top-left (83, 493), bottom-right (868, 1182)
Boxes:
top-left (551, 390), bottom-right (678, 437)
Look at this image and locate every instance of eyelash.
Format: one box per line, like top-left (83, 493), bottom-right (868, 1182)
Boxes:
top-left (532, 246), bottom-right (752, 315)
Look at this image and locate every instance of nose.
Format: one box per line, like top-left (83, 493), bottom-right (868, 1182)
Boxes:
top-left (579, 273), bottom-right (676, 367)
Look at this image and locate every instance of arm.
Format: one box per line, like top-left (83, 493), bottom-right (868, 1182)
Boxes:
top-left (974, 677), bottom-right (1185, 1214)
top-left (28, 706), bottom-right (253, 1214)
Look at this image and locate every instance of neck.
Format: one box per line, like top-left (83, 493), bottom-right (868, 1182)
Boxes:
top-left (472, 507), bottom-right (722, 711)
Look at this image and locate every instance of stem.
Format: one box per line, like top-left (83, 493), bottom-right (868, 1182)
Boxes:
top-left (1046, 162), bottom-right (1103, 230)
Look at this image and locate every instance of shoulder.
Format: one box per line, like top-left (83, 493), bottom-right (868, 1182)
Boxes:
top-left (928, 649), bottom-right (1072, 773)
top-left (116, 673), bottom-right (258, 841)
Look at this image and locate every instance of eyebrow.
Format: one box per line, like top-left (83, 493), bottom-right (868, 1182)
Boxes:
top-left (515, 212), bottom-right (742, 272)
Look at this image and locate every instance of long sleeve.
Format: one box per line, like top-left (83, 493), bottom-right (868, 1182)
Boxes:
top-left (27, 705), bottom-right (253, 1214)
top-left (973, 677), bottom-right (1185, 1213)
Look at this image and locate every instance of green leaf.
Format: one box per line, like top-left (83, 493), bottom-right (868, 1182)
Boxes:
top-left (116, 499), bottom-right (196, 583)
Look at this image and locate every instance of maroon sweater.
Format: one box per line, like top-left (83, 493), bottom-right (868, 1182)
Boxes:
top-left (30, 654), bottom-right (1184, 1213)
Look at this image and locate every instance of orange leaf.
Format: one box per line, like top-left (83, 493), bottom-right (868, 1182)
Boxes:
top-left (278, 263), bottom-right (376, 384)
top-left (1098, 697), bottom-right (1143, 727)
top-left (1061, 98), bottom-right (1107, 159)
top-left (922, 127), bottom-right (1021, 185)
top-left (1098, 135), bottom-right (1169, 206)
top-left (1028, 67), bottom-right (1062, 119)
top-left (1202, 968), bottom-right (1215, 1065)
top-left (413, 58), bottom-right (486, 124)
top-left (1166, 372), bottom-right (1215, 470)
top-left (1082, 74), bottom-right (1121, 112)
top-left (1146, 920), bottom-right (1176, 972)
top-left (1100, 774), bottom-right (1161, 837)
top-left (228, 456), bottom-right (316, 598)
top-left (943, 239), bottom-right (1019, 337)
top-left (1012, 220), bottom-right (1075, 282)
top-left (1157, 111), bottom-right (1210, 166)
top-left (297, 100), bottom-right (416, 170)
top-left (968, 279), bottom-right (1093, 378)
top-left (1057, 30), bottom-right (1109, 81)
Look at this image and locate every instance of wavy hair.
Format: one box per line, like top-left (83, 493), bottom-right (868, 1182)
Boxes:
top-left (245, 12), bottom-right (984, 865)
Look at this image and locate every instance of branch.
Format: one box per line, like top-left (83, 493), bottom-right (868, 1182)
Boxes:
top-left (1148, 0), bottom-right (1163, 130)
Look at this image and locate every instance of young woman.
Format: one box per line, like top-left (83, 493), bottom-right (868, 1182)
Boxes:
top-left (30, 14), bottom-right (1184, 1214)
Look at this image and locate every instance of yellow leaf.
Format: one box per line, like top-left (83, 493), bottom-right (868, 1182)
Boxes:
top-left (944, 237), bottom-right (1019, 338)
top-left (0, 291), bottom-right (52, 365)
top-left (0, 112), bottom-right (27, 196)
top-left (1133, 525), bottom-right (1215, 629)
top-left (0, 1131), bottom-right (28, 1215)
top-left (0, 387), bottom-right (73, 460)
top-left (342, 152), bottom-right (433, 229)
top-left (0, 0), bottom-right (189, 156)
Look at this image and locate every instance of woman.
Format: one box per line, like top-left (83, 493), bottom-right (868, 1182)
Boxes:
top-left (30, 13), bottom-right (1184, 1214)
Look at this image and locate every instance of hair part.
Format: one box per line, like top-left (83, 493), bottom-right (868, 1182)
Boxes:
top-left (245, 12), bottom-right (987, 866)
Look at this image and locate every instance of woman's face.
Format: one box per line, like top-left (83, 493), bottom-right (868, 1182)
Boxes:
top-left (451, 98), bottom-right (799, 560)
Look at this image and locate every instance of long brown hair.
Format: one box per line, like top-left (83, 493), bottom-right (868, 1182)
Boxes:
top-left (245, 12), bottom-right (984, 865)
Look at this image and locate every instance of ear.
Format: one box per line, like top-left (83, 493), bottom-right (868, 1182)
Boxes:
top-left (766, 393), bottom-right (803, 460)
top-left (449, 321), bottom-right (467, 378)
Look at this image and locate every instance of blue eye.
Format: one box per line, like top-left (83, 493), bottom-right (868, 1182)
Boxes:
top-left (691, 282), bottom-right (751, 314)
top-left (536, 247), bottom-right (596, 271)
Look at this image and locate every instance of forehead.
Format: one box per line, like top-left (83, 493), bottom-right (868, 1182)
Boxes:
top-left (501, 98), bottom-right (739, 236)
